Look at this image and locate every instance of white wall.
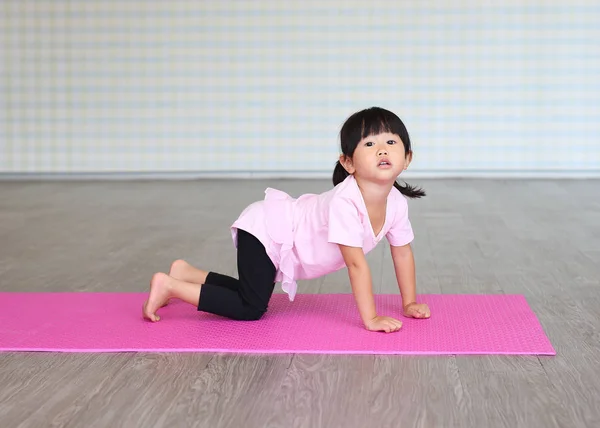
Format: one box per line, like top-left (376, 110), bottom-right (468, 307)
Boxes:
top-left (1, 1), bottom-right (599, 177)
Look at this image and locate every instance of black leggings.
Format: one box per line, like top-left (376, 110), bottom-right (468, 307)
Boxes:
top-left (198, 229), bottom-right (277, 320)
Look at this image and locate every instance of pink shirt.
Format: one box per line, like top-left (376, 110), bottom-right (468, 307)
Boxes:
top-left (231, 175), bottom-right (414, 301)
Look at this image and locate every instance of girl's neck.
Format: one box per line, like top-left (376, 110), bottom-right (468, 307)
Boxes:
top-left (353, 175), bottom-right (394, 207)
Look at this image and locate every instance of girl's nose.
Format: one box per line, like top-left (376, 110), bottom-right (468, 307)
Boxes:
top-left (378, 147), bottom-right (388, 156)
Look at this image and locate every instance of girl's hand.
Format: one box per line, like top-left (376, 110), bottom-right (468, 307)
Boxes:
top-left (403, 302), bottom-right (431, 319)
top-left (365, 316), bottom-right (403, 333)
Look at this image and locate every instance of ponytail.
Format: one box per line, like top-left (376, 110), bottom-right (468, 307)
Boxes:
top-left (394, 181), bottom-right (426, 198)
top-left (332, 161), bottom-right (350, 186)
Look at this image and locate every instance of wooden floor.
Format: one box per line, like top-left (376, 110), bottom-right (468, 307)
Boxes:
top-left (1, 179), bottom-right (599, 428)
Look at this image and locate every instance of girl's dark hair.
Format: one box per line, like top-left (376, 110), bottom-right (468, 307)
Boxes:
top-left (332, 106), bottom-right (425, 199)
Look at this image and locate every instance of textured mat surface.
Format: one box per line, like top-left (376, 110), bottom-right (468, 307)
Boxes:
top-left (0, 293), bottom-right (555, 355)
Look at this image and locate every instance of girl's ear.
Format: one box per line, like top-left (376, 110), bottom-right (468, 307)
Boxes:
top-left (404, 151), bottom-right (413, 170)
top-left (339, 154), bottom-right (355, 174)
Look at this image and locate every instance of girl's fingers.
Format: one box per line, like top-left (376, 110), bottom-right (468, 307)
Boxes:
top-left (385, 321), bottom-right (402, 332)
top-left (378, 318), bottom-right (403, 333)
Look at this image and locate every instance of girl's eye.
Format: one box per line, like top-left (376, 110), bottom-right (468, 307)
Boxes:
top-left (365, 142), bottom-right (374, 147)
top-left (387, 140), bottom-right (396, 145)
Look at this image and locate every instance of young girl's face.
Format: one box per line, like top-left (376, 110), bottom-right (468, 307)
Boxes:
top-left (340, 132), bottom-right (411, 183)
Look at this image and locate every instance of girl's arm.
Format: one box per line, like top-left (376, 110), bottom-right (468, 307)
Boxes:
top-left (338, 244), bottom-right (377, 325)
top-left (390, 243), bottom-right (416, 308)
top-left (391, 243), bottom-right (431, 318)
top-left (339, 244), bottom-right (404, 332)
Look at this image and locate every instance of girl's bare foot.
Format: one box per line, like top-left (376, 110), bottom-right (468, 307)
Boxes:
top-left (163, 259), bottom-right (204, 307)
top-left (143, 273), bottom-right (173, 322)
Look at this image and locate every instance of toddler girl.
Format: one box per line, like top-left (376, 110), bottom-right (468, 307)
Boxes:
top-left (143, 107), bottom-right (431, 333)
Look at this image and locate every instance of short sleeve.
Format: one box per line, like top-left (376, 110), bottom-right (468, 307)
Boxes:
top-left (327, 196), bottom-right (364, 247)
top-left (385, 194), bottom-right (414, 247)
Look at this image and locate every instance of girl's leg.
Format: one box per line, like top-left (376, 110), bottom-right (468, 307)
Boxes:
top-left (169, 259), bottom-right (238, 290)
top-left (168, 259), bottom-right (209, 285)
top-left (143, 229), bottom-right (275, 322)
top-left (197, 229), bottom-right (276, 320)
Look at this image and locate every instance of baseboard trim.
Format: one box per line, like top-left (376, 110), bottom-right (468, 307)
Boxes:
top-left (0, 170), bottom-right (599, 180)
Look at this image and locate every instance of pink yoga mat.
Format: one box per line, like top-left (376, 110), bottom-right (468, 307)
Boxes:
top-left (0, 293), bottom-right (555, 355)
